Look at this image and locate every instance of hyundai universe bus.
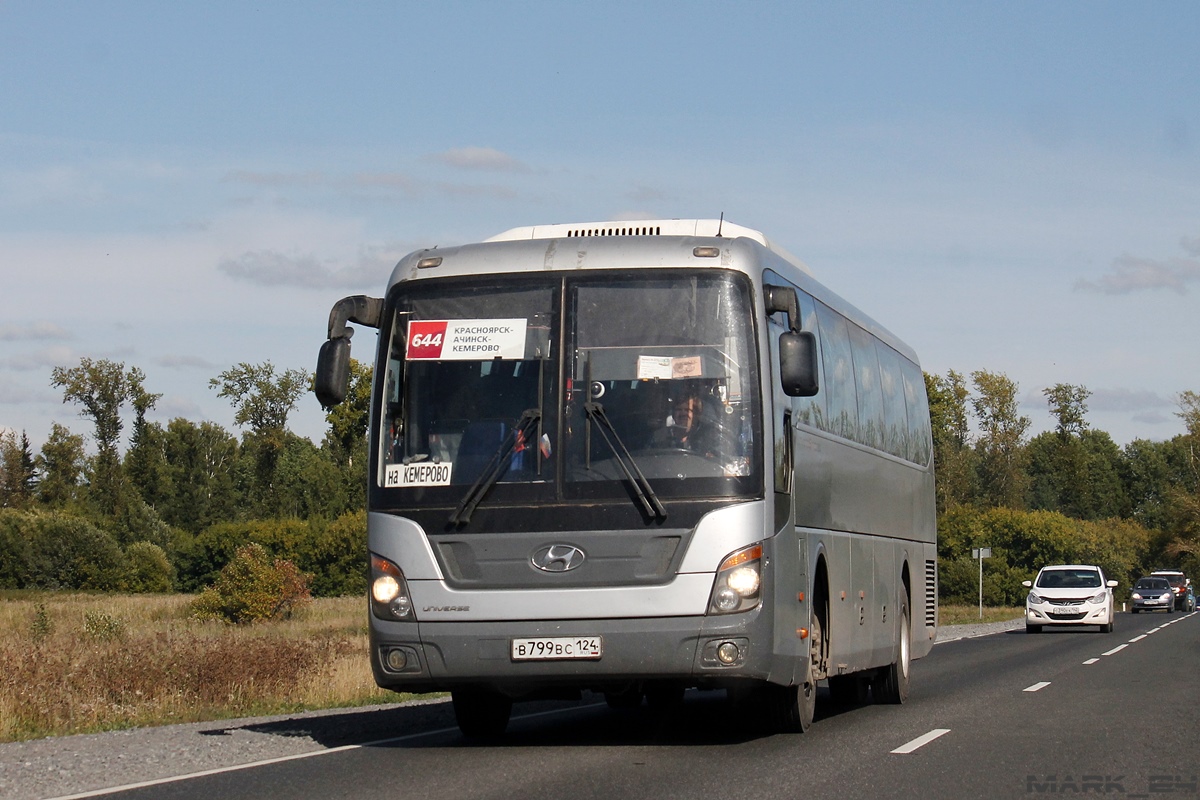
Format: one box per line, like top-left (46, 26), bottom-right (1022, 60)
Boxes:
top-left (314, 219), bottom-right (937, 737)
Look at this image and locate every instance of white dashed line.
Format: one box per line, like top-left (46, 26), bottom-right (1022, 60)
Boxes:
top-left (1023, 681), bottom-right (1051, 692)
top-left (891, 728), bottom-right (951, 754)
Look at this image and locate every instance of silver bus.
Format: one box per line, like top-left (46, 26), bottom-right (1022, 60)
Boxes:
top-left (315, 219), bottom-right (937, 737)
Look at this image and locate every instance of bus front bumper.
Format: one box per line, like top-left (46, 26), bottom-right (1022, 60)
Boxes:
top-left (369, 611), bottom-right (787, 696)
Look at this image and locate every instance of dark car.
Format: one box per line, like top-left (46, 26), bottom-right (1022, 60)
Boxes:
top-left (1150, 570), bottom-right (1191, 611)
top-left (1130, 577), bottom-right (1174, 614)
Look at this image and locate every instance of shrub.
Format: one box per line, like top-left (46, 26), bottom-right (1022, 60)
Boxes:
top-left (192, 543), bottom-right (312, 624)
top-left (29, 603), bottom-right (52, 642)
top-left (83, 610), bottom-right (126, 641)
top-left (23, 511), bottom-right (127, 590)
top-left (302, 511), bottom-right (367, 597)
top-left (123, 541), bottom-right (175, 593)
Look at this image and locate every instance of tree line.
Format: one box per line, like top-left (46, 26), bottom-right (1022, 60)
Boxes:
top-left (1, 359), bottom-right (1198, 605)
top-left (928, 370), bottom-right (1200, 604)
top-left (0, 357), bottom-right (372, 596)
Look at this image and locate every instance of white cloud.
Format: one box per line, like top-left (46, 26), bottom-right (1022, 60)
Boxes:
top-left (1075, 245), bottom-right (1200, 295)
top-left (1, 345), bottom-right (79, 371)
top-left (1087, 388), bottom-right (1174, 413)
top-left (425, 147), bottom-right (530, 173)
top-left (0, 321), bottom-right (73, 341)
top-left (154, 354), bottom-right (219, 370)
top-left (217, 245), bottom-right (403, 290)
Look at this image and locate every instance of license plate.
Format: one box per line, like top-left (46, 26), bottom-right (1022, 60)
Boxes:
top-left (1052, 606), bottom-right (1078, 615)
top-left (511, 636), bottom-right (602, 661)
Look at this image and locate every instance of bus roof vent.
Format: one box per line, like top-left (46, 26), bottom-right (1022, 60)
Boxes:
top-left (565, 225), bottom-right (662, 237)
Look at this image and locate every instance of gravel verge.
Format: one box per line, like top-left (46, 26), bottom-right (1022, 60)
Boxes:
top-left (2, 619), bottom-right (1024, 800)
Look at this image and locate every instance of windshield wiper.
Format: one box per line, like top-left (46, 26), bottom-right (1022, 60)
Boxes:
top-left (449, 408), bottom-right (542, 527)
top-left (584, 401), bottom-right (666, 521)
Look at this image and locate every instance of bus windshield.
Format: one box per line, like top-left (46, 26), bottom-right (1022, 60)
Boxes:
top-left (379, 271), bottom-right (762, 508)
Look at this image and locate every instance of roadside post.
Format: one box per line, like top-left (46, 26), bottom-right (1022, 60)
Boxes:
top-left (972, 547), bottom-right (992, 619)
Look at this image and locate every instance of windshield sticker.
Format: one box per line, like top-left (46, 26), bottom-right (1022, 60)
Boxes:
top-left (385, 461), bottom-right (453, 487)
top-left (636, 355), bottom-right (704, 380)
top-left (407, 319), bottom-right (528, 360)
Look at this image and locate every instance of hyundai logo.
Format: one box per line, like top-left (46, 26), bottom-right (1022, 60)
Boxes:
top-left (531, 544), bottom-right (586, 572)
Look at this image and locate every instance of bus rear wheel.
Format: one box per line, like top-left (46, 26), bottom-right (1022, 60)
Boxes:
top-left (452, 689), bottom-right (512, 739)
top-left (872, 597), bottom-right (910, 705)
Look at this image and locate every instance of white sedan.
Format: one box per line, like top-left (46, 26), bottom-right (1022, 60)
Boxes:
top-left (1023, 564), bottom-right (1117, 634)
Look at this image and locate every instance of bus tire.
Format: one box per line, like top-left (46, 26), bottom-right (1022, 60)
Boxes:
top-left (769, 676), bottom-right (816, 733)
top-left (452, 689), bottom-right (512, 739)
top-left (872, 596), bottom-right (910, 705)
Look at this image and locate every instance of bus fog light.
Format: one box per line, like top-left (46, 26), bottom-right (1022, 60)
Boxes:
top-left (385, 648), bottom-right (408, 671)
top-left (716, 642), bottom-right (740, 664)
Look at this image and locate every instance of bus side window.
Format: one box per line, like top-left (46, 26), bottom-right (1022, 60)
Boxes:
top-left (794, 290), bottom-right (825, 429)
top-left (815, 301), bottom-right (858, 442)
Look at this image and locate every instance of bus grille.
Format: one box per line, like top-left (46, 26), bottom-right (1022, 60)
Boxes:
top-left (925, 559), bottom-right (938, 628)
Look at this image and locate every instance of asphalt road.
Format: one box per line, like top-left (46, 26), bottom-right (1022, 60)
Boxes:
top-left (27, 611), bottom-right (1200, 800)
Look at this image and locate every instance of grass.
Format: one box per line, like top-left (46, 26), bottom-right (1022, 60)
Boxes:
top-left (0, 593), bottom-right (1023, 742)
top-left (0, 592), bottom-right (422, 743)
top-left (938, 603), bottom-right (1024, 625)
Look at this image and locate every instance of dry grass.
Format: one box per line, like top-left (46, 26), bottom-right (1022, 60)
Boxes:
top-left (0, 592), bottom-right (413, 742)
top-left (938, 603), bottom-right (1024, 626)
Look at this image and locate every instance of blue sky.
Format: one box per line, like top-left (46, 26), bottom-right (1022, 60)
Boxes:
top-left (2, 1), bottom-right (1199, 452)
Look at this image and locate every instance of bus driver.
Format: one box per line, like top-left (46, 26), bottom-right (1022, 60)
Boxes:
top-left (653, 392), bottom-right (720, 457)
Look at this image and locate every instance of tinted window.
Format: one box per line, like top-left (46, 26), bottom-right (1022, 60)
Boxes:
top-left (848, 324), bottom-right (884, 450)
top-left (815, 301), bottom-right (856, 441)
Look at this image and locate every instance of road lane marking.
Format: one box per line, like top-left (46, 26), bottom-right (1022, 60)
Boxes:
top-left (1129, 634), bottom-right (1146, 642)
top-left (891, 728), bottom-right (951, 754)
top-left (1023, 681), bottom-right (1051, 692)
top-left (1083, 658), bottom-right (1100, 665)
top-left (43, 703), bottom-right (605, 800)
top-left (1101, 644), bottom-right (1127, 656)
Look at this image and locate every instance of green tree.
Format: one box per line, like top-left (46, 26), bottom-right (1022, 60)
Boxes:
top-left (211, 362), bottom-right (309, 516)
top-left (124, 370), bottom-right (168, 510)
top-left (1120, 437), bottom-right (1184, 531)
top-left (35, 423), bottom-right (86, 509)
top-left (157, 418), bottom-right (240, 533)
top-left (970, 370), bottom-right (1030, 509)
top-left (321, 358), bottom-right (371, 512)
top-left (925, 370), bottom-right (975, 511)
top-left (1162, 391), bottom-right (1200, 568)
top-left (50, 359), bottom-right (149, 517)
top-left (0, 430), bottom-right (37, 509)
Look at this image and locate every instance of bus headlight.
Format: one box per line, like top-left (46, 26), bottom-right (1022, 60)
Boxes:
top-left (708, 544), bottom-right (763, 615)
top-left (371, 553), bottom-right (415, 621)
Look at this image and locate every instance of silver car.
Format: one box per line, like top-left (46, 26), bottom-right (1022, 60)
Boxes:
top-left (1130, 577), bottom-right (1174, 614)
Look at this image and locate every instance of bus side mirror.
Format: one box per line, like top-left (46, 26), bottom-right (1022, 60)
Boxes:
top-left (779, 330), bottom-right (819, 397)
top-left (315, 294), bottom-right (383, 409)
top-left (315, 337), bottom-right (351, 408)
